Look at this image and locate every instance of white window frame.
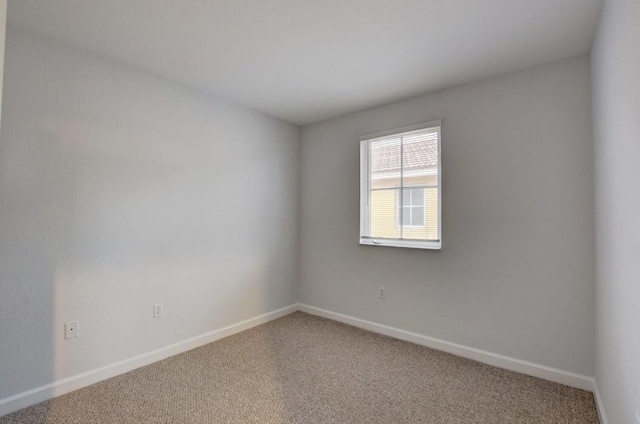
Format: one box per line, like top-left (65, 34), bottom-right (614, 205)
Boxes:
top-left (359, 120), bottom-right (442, 250)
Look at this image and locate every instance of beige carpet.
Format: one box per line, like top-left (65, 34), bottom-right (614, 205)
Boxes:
top-left (1, 312), bottom-right (598, 423)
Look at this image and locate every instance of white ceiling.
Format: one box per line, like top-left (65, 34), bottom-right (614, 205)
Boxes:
top-left (7, 0), bottom-right (603, 126)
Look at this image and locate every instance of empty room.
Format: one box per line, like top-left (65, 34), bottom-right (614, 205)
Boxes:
top-left (0, 0), bottom-right (637, 423)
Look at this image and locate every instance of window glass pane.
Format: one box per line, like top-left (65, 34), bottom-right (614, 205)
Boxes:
top-left (412, 207), bottom-right (424, 226)
top-left (411, 188), bottom-right (424, 206)
top-left (402, 130), bottom-right (439, 180)
top-left (371, 188), bottom-right (402, 239)
top-left (370, 137), bottom-right (402, 190)
top-left (360, 123), bottom-right (441, 248)
top-left (402, 188), bottom-right (411, 206)
top-left (426, 187), bottom-right (438, 241)
top-left (401, 207), bottom-right (411, 227)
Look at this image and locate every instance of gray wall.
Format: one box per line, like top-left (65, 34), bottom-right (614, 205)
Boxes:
top-left (592, 0), bottom-right (640, 422)
top-left (0, 1), bottom-right (5, 133)
top-left (0, 29), bottom-right (299, 399)
top-left (299, 56), bottom-right (595, 375)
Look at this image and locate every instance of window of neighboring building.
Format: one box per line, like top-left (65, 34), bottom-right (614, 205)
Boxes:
top-left (359, 121), bottom-right (441, 250)
top-left (399, 187), bottom-right (425, 228)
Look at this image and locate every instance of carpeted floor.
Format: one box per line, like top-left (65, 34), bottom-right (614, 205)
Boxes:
top-left (1, 312), bottom-right (599, 423)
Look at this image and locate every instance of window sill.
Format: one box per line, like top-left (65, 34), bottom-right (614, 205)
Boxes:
top-left (359, 238), bottom-right (441, 250)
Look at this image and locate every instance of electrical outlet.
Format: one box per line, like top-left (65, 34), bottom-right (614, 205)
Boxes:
top-left (153, 303), bottom-right (163, 318)
top-left (379, 286), bottom-right (386, 299)
top-left (64, 321), bottom-right (78, 339)
top-left (635, 412), bottom-right (640, 424)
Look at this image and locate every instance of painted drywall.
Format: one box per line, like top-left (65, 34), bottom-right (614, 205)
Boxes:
top-left (0, 0), bottom-right (6, 132)
top-left (7, 0), bottom-right (603, 126)
top-left (591, 0), bottom-right (640, 422)
top-left (0, 29), bottom-right (299, 400)
top-left (299, 56), bottom-right (595, 376)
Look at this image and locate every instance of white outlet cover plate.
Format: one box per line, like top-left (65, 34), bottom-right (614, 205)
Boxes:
top-left (64, 321), bottom-right (78, 339)
top-left (379, 287), bottom-right (386, 299)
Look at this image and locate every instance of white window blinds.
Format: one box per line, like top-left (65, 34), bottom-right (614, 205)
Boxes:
top-left (360, 121), bottom-right (441, 249)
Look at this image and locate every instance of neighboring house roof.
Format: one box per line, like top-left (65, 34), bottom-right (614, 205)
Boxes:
top-left (371, 137), bottom-right (438, 173)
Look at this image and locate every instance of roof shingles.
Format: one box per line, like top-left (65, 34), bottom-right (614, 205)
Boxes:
top-left (371, 138), bottom-right (438, 173)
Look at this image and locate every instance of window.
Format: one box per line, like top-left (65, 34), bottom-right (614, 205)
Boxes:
top-left (360, 121), bottom-right (441, 249)
top-left (399, 187), bottom-right (425, 227)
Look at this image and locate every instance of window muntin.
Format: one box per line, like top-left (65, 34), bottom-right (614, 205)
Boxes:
top-left (360, 121), bottom-right (441, 250)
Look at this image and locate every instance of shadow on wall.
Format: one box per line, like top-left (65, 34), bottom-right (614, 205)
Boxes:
top-left (0, 29), bottom-right (297, 417)
top-left (0, 117), bottom-right (283, 410)
top-left (0, 128), bottom-right (77, 417)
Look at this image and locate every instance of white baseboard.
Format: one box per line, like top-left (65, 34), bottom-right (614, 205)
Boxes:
top-left (1, 303), bottom-right (599, 420)
top-left (0, 304), bottom-right (298, 417)
top-left (298, 304), bottom-right (595, 392)
top-left (592, 379), bottom-right (609, 424)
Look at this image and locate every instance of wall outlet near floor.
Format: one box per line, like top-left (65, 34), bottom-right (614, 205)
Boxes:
top-left (64, 321), bottom-right (78, 339)
top-left (379, 286), bottom-right (386, 299)
top-left (153, 303), bottom-right (163, 318)
top-left (635, 412), bottom-right (640, 424)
